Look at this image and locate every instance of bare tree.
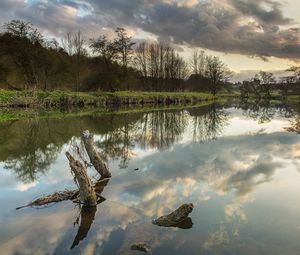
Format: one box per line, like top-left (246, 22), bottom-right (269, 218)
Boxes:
top-left (114, 27), bottom-right (135, 67)
top-left (61, 31), bottom-right (86, 91)
top-left (190, 50), bottom-right (206, 76)
top-left (61, 33), bottom-right (74, 56)
top-left (256, 71), bottom-right (276, 97)
top-left (239, 78), bottom-right (261, 99)
top-left (90, 35), bottom-right (119, 91)
top-left (4, 20), bottom-right (43, 43)
top-left (90, 36), bottom-right (118, 66)
top-left (2, 20), bottom-right (44, 89)
top-left (205, 55), bottom-right (232, 95)
top-left (135, 42), bottom-right (148, 77)
top-left (134, 41), bottom-right (189, 90)
top-left (287, 66), bottom-right (300, 94)
top-left (287, 66), bottom-right (300, 81)
top-left (279, 76), bottom-right (296, 98)
top-left (73, 31), bottom-right (86, 91)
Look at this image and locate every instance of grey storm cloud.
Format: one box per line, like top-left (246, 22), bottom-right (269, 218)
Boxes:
top-left (230, 0), bottom-right (292, 25)
top-left (1, 0), bottom-right (300, 60)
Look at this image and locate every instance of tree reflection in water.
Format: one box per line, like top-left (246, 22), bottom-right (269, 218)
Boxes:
top-left (189, 103), bottom-right (228, 142)
top-left (2, 101), bottom-right (300, 184)
top-left (239, 98), bottom-right (297, 123)
top-left (136, 110), bottom-right (188, 150)
top-left (287, 117), bottom-right (300, 134)
top-left (0, 118), bottom-right (63, 183)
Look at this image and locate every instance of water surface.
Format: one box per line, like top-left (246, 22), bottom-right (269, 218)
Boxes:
top-left (1, 101), bottom-right (300, 255)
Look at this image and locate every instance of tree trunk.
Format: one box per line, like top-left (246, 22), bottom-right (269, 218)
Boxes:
top-left (82, 130), bottom-right (112, 178)
top-left (65, 152), bottom-right (97, 206)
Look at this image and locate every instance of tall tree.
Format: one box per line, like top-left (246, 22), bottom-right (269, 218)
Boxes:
top-left (205, 56), bottom-right (231, 95)
top-left (190, 50), bottom-right (206, 76)
top-left (255, 71), bottom-right (276, 98)
top-left (287, 66), bottom-right (300, 81)
top-left (62, 31), bottom-right (86, 91)
top-left (90, 35), bottom-right (119, 90)
top-left (286, 66), bottom-right (300, 95)
top-left (73, 31), bottom-right (86, 91)
top-left (4, 20), bottom-right (42, 43)
top-left (114, 27), bottom-right (135, 67)
top-left (135, 42), bottom-right (148, 77)
top-left (90, 36), bottom-right (117, 66)
top-left (1, 20), bottom-right (44, 89)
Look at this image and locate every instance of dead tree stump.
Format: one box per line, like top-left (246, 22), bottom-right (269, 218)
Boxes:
top-left (82, 130), bottom-right (112, 178)
top-left (66, 152), bottom-right (97, 206)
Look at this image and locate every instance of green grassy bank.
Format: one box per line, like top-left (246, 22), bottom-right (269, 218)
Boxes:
top-left (0, 90), bottom-right (216, 108)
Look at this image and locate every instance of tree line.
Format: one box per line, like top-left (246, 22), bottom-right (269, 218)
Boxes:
top-left (238, 68), bottom-right (300, 99)
top-left (0, 20), bottom-right (299, 96)
top-left (0, 20), bottom-right (233, 94)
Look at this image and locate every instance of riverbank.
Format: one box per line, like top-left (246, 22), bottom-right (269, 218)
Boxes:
top-left (0, 100), bottom-right (217, 122)
top-left (0, 90), bottom-right (216, 108)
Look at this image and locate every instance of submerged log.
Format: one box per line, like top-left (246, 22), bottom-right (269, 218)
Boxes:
top-left (82, 130), bottom-right (112, 178)
top-left (16, 190), bottom-right (78, 210)
top-left (16, 178), bottom-right (109, 210)
top-left (66, 152), bottom-right (97, 206)
top-left (152, 203), bottom-right (194, 227)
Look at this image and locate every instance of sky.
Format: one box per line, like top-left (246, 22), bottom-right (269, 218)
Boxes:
top-left (0, 0), bottom-right (299, 80)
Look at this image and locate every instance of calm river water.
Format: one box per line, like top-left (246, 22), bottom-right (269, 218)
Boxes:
top-left (1, 101), bottom-right (300, 255)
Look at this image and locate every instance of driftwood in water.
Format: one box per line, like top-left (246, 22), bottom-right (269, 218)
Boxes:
top-left (66, 152), bottom-right (97, 206)
top-left (16, 190), bottom-right (78, 210)
top-left (16, 178), bottom-right (109, 210)
top-left (152, 203), bottom-right (194, 227)
top-left (16, 142), bottom-right (109, 209)
top-left (82, 130), bottom-right (112, 178)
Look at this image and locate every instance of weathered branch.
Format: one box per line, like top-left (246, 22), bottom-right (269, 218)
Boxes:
top-left (16, 178), bottom-right (109, 210)
top-left (16, 190), bottom-right (78, 210)
top-left (66, 152), bottom-right (97, 206)
top-left (82, 130), bottom-right (112, 178)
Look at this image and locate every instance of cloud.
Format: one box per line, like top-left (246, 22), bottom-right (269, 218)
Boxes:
top-left (120, 131), bottom-right (300, 204)
top-left (233, 69), bottom-right (292, 82)
top-left (87, 0), bottom-right (300, 60)
top-left (230, 0), bottom-right (292, 25)
top-left (0, 0), bottom-right (299, 60)
top-left (0, 0), bottom-right (25, 10)
top-left (15, 181), bottom-right (37, 191)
